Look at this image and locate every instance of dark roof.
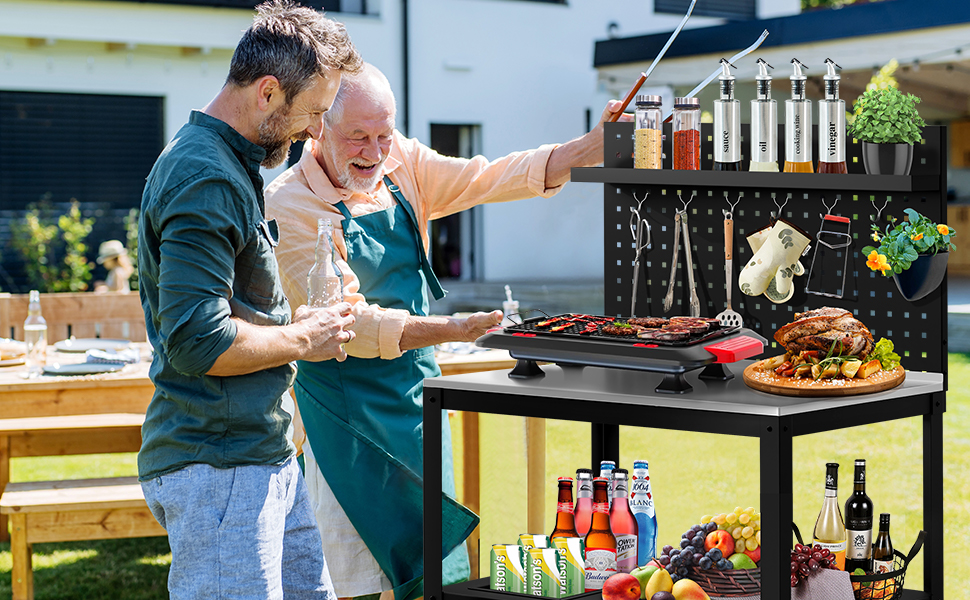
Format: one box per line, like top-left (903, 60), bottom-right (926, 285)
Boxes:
top-left (594, 0), bottom-right (970, 68)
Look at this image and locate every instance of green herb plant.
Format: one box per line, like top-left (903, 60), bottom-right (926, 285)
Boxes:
top-left (862, 208), bottom-right (955, 275)
top-left (866, 338), bottom-right (901, 371)
top-left (11, 199), bottom-right (95, 292)
top-left (847, 86), bottom-right (926, 145)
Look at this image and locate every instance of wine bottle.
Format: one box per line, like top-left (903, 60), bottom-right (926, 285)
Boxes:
top-left (813, 462), bottom-right (847, 570)
top-left (844, 459), bottom-right (874, 573)
top-left (872, 513), bottom-right (894, 574)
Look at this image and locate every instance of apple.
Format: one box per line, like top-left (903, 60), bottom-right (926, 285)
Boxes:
top-left (643, 567), bottom-right (673, 599)
top-left (743, 545), bottom-right (761, 564)
top-left (704, 530), bottom-right (734, 558)
top-left (728, 553), bottom-right (757, 570)
top-left (603, 573), bottom-right (641, 600)
top-left (671, 578), bottom-right (711, 600)
top-left (630, 565), bottom-right (659, 599)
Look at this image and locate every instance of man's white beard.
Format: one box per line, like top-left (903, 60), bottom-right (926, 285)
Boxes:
top-left (324, 141), bottom-right (386, 193)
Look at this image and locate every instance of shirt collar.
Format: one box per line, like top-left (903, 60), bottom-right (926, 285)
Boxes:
top-left (189, 110), bottom-right (266, 175)
top-left (300, 137), bottom-right (403, 204)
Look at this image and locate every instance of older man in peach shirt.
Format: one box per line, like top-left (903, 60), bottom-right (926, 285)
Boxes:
top-left (265, 63), bottom-right (629, 600)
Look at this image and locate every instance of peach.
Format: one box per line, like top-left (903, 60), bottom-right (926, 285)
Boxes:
top-left (603, 573), bottom-right (641, 600)
top-left (704, 530), bottom-right (734, 558)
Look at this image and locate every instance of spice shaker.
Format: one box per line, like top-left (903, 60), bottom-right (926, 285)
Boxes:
top-left (672, 97), bottom-right (701, 170)
top-left (634, 95), bottom-right (663, 169)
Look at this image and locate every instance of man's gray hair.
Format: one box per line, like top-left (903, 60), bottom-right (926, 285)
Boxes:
top-left (227, 0), bottom-right (363, 105)
top-left (323, 63), bottom-right (397, 130)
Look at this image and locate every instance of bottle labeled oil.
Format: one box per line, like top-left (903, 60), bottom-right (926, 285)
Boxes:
top-left (713, 58), bottom-right (741, 171)
top-left (872, 513), bottom-right (894, 574)
top-left (844, 459), bottom-right (874, 572)
top-left (818, 58), bottom-right (848, 174)
top-left (813, 462), bottom-right (846, 570)
top-left (784, 58), bottom-right (814, 173)
top-left (749, 58), bottom-right (778, 172)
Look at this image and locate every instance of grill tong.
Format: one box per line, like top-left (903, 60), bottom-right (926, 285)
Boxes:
top-left (663, 193), bottom-right (701, 316)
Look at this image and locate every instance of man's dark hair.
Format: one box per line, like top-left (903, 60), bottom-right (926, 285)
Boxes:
top-left (227, 0), bottom-right (363, 105)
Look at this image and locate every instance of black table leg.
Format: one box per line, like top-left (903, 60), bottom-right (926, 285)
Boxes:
top-left (761, 416), bottom-right (794, 600)
top-left (591, 423), bottom-right (621, 471)
top-left (924, 392), bottom-right (945, 598)
top-left (424, 391), bottom-right (444, 600)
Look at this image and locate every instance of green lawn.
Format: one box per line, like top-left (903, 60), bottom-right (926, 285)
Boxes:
top-left (3, 356), bottom-right (968, 598)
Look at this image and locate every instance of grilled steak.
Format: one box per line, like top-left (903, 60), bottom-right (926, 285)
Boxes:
top-left (774, 307), bottom-right (874, 358)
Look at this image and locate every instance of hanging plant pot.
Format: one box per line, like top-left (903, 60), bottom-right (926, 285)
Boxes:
top-left (893, 252), bottom-right (948, 301)
top-left (861, 141), bottom-right (914, 176)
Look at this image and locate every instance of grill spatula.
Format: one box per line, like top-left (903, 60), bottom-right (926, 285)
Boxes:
top-left (716, 208), bottom-right (743, 328)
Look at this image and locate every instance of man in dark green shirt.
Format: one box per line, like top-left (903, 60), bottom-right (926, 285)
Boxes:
top-left (137, 2), bottom-right (363, 597)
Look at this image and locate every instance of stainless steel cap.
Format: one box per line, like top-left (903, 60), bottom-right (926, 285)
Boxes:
top-left (635, 94), bottom-right (662, 106)
top-left (674, 97), bottom-right (700, 108)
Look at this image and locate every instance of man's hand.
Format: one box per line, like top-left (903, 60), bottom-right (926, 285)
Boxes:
top-left (544, 98), bottom-right (636, 189)
top-left (454, 310), bottom-right (503, 342)
top-left (598, 99), bottom-right (636, 127)
top-left (399, 309), bottom-right (502, 351)
top-left (292, 302), bottom-right (356, 362)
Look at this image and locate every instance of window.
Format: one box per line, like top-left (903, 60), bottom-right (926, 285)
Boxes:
top-left (429, 124), bottom-right (483, 281)
top-left (654, 0), bottom-right (756, 20)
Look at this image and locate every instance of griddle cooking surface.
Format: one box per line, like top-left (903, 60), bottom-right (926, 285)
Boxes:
top-left (504, 314), bottom-right (738, 347)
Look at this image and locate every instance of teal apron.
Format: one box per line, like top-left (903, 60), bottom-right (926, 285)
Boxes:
top-left (295, 176), bottom-right (477, 600)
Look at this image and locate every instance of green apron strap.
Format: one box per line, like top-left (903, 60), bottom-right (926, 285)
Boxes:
top-left (383, 175), bottom-right (446, 300)
top-left (334, 199), bottom-right (353, 221)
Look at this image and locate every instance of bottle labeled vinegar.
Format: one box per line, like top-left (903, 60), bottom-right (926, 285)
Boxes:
top-left (818, 58), bottom-right (848, 174)
top-left (872, 513), bottom-right (894, 574)
top-left (574, 468), bottom-right (594, 537)
top-left (551, 477), bottom-right (579, 540)
top-left (813, 462), bottom-right (847, 570)
top-left (584, 477), bottom-right (617, 591)
top-left (610, 469), bottom-right (638, 573)
top-left (308, 218), bottom-right (344, 307)
top-left (844, 459), bottom-right (874, 572)
top-left (630, 460), bottom-right (658, 566)
top-left (784, 58), bottom-right (814, 173)
top-left (713, 58), bottom-right (741, 171)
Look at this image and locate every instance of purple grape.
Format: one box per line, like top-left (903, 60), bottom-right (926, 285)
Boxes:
top-left (685, 530), bottom-right (697, 541)
top-left (707, 548), bottom-right (723, 561)
top-left (681, 552), bottom-right (693, 566)
top-left (663, 545), bottom-right (674, 555)
top-left (693, 553), bottom-right (704, 564)
top-left (680, 538), bottom-right (691, 549)
top-left (658, 555), bottom-right (670, 566)
top-left (691, 535), bottom-right (705, 550)
top-left (699, 556), bottom-right (713, 570)
top-left (670, 574), bottom-right (681, 584)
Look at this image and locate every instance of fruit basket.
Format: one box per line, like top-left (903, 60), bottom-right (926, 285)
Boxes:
top-left (685, 565), bottom-right (760, 597)
top-left (848, 530), bottom-right (925, 600)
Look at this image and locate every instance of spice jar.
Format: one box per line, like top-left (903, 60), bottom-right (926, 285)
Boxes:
top-left (634, 95), bottom-right (663, 169)
top-left (672, 97), bottom-right (701, 170)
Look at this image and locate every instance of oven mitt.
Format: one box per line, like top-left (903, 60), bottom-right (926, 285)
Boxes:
top-left (747, 224), bottom-right (806, 304)
top-left (739, 221), bottom-right (811, 298)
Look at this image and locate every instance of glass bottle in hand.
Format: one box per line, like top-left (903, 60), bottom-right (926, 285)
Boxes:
top-left (23, 290), bottom-right (47, 378)
top-left (308, 218), bottom-right (344, 307)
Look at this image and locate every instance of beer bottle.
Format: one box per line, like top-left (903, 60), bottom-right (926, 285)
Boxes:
top-left (584, 477), bottom-right (617, 591)
top-left (630, 459), bottom-right (658, 566)
top-left (551, 477), bottom-right (579, 540)
top-left (599, 460), bottom-right (616, 510)
top-left (610, 469), bottom-right (639, 573)
top-left (574, 468), bottom-right (594, 537)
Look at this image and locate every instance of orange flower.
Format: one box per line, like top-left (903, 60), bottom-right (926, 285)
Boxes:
top-left (911, 232), bottom-right (923, 241)
top-left (938, 224), bottom-right (950, 235)
top-left (867, 251), bottom-right (890, 274)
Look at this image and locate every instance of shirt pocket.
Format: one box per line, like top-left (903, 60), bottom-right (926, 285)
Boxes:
top-left (236, 218), bottom-right (286, 312)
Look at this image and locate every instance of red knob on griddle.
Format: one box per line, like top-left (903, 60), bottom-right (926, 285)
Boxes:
top-left (704, 335), bottom-right (764, 363)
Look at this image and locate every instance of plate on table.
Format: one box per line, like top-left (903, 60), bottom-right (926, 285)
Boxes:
top-left (0, 338), bottom-right (27, 366)
top-left (42, 363), bottom-right (125, 376)
top-left (54, 338), bottom-right (131, 353)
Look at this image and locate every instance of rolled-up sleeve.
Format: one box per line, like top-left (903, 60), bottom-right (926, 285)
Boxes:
top-left (154, 176), bottom-right (242, 376)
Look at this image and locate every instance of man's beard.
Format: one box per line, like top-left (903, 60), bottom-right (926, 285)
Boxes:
top-left (322, 138), bottom-right (386, 193)
top-left (257, 106), bottom-right (307, 169)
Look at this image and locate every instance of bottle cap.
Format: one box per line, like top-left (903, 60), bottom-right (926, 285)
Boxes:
top-left (635, 94), bottom-right (662, 107)
top-left (790, 58), bottom-right (808, 81)
top-left (613, 468), bottom-right (628, 477)
top-left (824, 58), bottom-right (842, 81)
top-left (756, 58), bottom-right (773, 81)
top-left (880, 513), bottom-right (891, 524)
top-left (674, 97), bottom-right (700, 108)
top-left (558, 477), bottom-right (574, 483)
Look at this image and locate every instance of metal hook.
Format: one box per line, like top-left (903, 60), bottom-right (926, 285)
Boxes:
top-left (678, 192), bottom-right (695, 213)
top-left (871, 196), bottom-right (890, 223)
top-left (820, 194), bottom-right (841, 219)
top-left (771, 193), bottom-right (790, 221)
top-left (629, 191), bottom-right (651, 251)
top-left (723, 192), bottom-right (741, 220)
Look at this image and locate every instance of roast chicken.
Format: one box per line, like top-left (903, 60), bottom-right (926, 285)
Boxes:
top-left (773, 307), bottom-right (874, 358)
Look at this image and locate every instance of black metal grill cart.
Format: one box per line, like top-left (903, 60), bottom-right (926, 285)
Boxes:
top-left (423, 122), bottom-right (948, 600)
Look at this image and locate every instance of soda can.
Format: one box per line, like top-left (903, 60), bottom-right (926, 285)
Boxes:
top-left (519, 533), bottom-right (551, 550)
top-left (552, 537), bottom-right (586, 596)
top-left (491, 544), bottom-right (527, 593)
top-left (527, 547), bottom-right (562, 598)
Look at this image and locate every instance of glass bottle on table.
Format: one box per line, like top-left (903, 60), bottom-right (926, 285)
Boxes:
top-left (551, 477), bottom-right (579, 540)
top-left (610, 468), bottom-right (638, 573)
top-left (813, 462), bottom-right (847, 570)
top-left (672, 97), bottom-right (701, 170)
top-left (584, 477), bottom-right (617, 591)
top-left (574, 468), bottom-right (594, 537)
top-left (872, 513), bottom-right (894, 574)
top-left (634, 95), bottom-right (663, 169)
top-left (844, 459), bottom-right (874, 573)
top-left (23, 290), bottom-right (47, 379)
top-left (307, 218), bottom-right (344, 308)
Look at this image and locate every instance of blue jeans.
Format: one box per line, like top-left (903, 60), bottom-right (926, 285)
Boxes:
top-left (142, 456), bottom-right (335, 600)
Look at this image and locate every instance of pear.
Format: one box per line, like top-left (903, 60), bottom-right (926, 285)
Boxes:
top-left (671, 578), bottom-right (710, 600)
top-left (644, 567), bottom-right (673, 598)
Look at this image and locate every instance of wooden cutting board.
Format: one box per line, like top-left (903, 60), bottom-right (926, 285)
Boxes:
top-left (743, 362), bottom-right (906, 397)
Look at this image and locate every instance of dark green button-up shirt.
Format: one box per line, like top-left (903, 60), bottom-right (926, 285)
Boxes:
top-left (138, 110), bottom-right (296, 481)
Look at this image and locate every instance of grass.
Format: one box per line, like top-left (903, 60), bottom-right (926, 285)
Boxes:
top-left (3, 356), bottom-right (969, 598)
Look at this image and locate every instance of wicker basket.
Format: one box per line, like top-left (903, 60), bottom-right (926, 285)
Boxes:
top-left (685, 565), bottom-right (760, 597)
top-left (849, 531), bottom-right (925, 600)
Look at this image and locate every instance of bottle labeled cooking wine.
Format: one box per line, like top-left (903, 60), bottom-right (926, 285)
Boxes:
top-left (574, 469), bottom-right (594, 537)
top-left (844, 459), bottom-right (874, 573)
top-left (584, 477), bottom-right (617, 591)
top-left (551, 477), bottom-right (579, 540)
top-left (610, 469), bottom-right (638, 573)
top-left (872, 513), bottom-right (894, 574)
top-left (813, 462), bottom-right (847, 570)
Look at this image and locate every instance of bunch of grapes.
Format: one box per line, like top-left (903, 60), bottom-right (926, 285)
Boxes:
top-left (790, 543), bottom-right (838, 587)
top-left (701, 507), bottom-right (762, 556)
top-left (655, 522), bottom-right (732, 583)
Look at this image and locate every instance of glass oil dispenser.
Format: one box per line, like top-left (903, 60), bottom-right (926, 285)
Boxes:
top-left (749, 58), bottom-right (778, 172)
top-left (818, 58), bottom-right (848, 174)
top-left (713, 58), bottom-right (741, 171)
top-left (784, 58), bottom-right (814, 173)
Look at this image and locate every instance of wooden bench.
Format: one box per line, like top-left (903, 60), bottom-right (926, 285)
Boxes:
top-left (2, 476), bottom-right (167, 600)
top-left (0, 413), bottom-right (146, 545)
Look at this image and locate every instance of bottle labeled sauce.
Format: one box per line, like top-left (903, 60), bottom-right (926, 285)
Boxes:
top-left (818, 58), bottom-right (848, 174)
top-left (672, 97), bottom-right (701, 170)
top-left (749, 58), bottom-right (779, 172)
top-left (784, 59), bottom-right (814, 173)
top-left (713, 58), bottom-right (741, 171)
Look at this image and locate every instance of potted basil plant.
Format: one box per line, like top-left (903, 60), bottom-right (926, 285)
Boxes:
top-left (862, 208), bottom-right (955, 301)
top-left (847, 86), bottom-right (926, 175)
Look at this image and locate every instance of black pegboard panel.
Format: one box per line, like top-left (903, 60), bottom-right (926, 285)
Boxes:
top-left (597, 122), bottom-right (947, 377)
